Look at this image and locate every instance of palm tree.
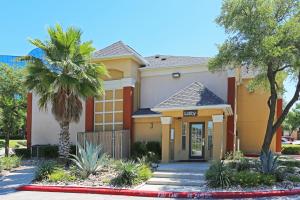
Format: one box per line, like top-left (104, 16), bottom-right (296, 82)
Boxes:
top-left (23, 24), bottom-right (107, 160)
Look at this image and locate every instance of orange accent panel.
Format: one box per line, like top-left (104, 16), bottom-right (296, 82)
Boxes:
top-left (276, 99), bottom-right (283, 152)
top-left (85, 97), bottom-right (94, 132)
top-left (123, 87), bottom-right (134, 143)
top-left (26, 93), bottom-right (32, 148)
top-left (226, 77), bottom-right (235, 152)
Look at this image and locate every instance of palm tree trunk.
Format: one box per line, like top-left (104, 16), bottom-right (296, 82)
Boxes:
top-left (4, 131), bottom-right (9, 157)
top-left (58, 121), bottom-right (71, 160)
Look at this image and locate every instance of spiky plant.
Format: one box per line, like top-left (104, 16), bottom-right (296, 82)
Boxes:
top-left (69, 142), bottom-right (107, 177)
top-left (22, 24), bottom-right (107, 160)
top-left (259, 150), bottom-right (279, 174)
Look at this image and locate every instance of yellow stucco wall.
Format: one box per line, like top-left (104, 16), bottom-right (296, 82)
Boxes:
top-left (133, 117), bottom-right (162, 142)
top-left (237, 79), bottom-right (276, 154)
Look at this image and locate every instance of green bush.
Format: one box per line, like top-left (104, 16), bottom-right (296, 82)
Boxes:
top-left (35, 161), bottom-right (56, 181)
top-left (111, 161), bottom-right (140, 186)
top-left (282, 145), bottom-right (300, 155)
top-left (146, 141), bottom-right (161, 159)
top-left (287, 175), bottom-right (300, 183)
top-left (131, 142), bottom-right (147, 159)
top-left (278, 159), bottom-right (300, 167)
top-left (48, 169), bottom-right (76, 182)
top-left (231, 171), bottom-right (276, 187)
top-left (0, 156), bottom-right (21, 170)
top-left (14, 148), bottom-right (31, 158)
top-left (137, 164), bottom-right (152, 182)
top-left (31, 145), bottom-right (76, 158)
top-left (205, 160), bottom-right (231, 188)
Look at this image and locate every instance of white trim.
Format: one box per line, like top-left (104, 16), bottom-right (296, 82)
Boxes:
top-left (212, 115), bottom-right (224, 123)
top-left (92, 54), bottom-right (149, 65)
top-left (151, 104), bottom-right (233, 115)
top-left (160, 117), bottom-right (173, 125)
top-left (112, 89), bottom-right (115, 131)
top-left (104, 78), bottom-right (136, 90)
top-left (140, 64), bottom-right (208, 77)
top-left (132, 114), bottom-right (162, 118)
top-left (95, 111), bottom-right (123, 114)
top-left (95, 99), bottom-right (123, 103)
top-left (95, 122), bottom-right (123, 125)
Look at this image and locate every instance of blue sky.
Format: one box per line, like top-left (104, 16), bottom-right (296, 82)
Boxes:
top-left (0, 0), bottom-right (294, 101)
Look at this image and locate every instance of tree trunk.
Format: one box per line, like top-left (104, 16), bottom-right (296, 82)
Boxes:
top-left (4, 131), bottom-right (9, 157)
top-left (58, 121), bottom-right (71, 160)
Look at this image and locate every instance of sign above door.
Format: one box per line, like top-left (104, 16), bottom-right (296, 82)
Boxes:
top-left (183, 110), bottom-right (198, 117)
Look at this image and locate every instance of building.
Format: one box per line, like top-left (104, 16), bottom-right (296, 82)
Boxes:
top-left (1, 41), bottom-right (283, 162)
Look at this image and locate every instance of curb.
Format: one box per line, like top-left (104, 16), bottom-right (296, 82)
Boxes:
top-left (17, 185), bottom-right (300, 199)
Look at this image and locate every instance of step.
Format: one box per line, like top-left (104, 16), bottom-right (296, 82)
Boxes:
top-left (153, 171), bottom-right (205, 179)
top-left (156, 168), bottom-right (207, 173)
top-left (137, 184), bottom-right (204, 192)
top-left (146, 177), bottom-right (206, 186)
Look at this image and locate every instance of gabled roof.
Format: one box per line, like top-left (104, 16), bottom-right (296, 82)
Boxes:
top-left (144, 55), bottom-right (209, 69)
top-left (93, 41), bottom-right (148, 64)
top-left (132, 108), bottom-right (161, 118)
top-left (153, 82), bottom-right (226, 110)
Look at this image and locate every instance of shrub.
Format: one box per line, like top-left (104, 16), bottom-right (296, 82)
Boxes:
top-left (0, 156), bottom-right (21, 170)
top-left (14, 148), bottom-right (31, 158)
top-left (131, 142), bottom-right (147, 159)
top-left (259, 150), bottom-right (279, 174)
top-left (35, 161), bottom-right (56, 181)
top-left (282, 145), bottom-right (300, 155)
top-left (137, 164), bottom-right (152, 182)
top-left (225, 151), bottom-right (244, 160)
top-left (205, 160), bottom-right (231, 188)
top-left (231, 171), bottom-right (275, 187)
top-left (287, 175), bottom-right (300, 183)
top-left (69, 142), bottom-right (107, 178)
top-left (48, 169), bottom-right (76, 182)
top-left (111, 161), bottom-right (140, 186)
top-left (278, 159), bottom-right (300, 168)
top-left (146, 141), bottom-right (161, 159)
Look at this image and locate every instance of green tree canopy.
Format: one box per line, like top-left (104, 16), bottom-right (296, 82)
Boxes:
top-left (209, 0), bottom-right (300, 153)
top-left (0, 64), bottom-right (27, 156)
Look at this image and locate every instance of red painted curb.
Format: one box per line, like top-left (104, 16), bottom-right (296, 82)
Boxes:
top-left (16, 185), bottom-right (300, 199)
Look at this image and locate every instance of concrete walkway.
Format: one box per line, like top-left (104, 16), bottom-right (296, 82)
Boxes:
top-left (0, 165), bottom-right (36, 195)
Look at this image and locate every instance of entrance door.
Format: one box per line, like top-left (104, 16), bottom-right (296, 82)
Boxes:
top-left (189, 122), bottom-right (205, 159)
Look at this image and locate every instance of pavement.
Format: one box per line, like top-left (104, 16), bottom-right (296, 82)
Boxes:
top-left (0, 165), bottom-right (36, 195)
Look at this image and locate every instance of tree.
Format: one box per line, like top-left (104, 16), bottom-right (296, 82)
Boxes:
top-left (0, 64), bottom-right (27, 157)
top-left (23, 24), bottom-right (107, 161)
top-left (209, 0), bottom-right (300, 154)
top-left (282, 103), bottom-right (300, 134)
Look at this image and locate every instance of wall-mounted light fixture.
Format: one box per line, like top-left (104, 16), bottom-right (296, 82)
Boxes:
top-left (172, 72), bottom-right (181, 78)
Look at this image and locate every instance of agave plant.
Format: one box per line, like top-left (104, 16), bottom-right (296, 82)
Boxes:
top-left (69, 142), bottom-right (107, 177)
top-left (259, 150), bottom-right (279, 174)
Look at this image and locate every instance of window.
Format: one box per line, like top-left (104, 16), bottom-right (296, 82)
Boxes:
top-left (182, 122), bottom-right (187, 150)
top-left (94, 89), bottom-right (123, 131)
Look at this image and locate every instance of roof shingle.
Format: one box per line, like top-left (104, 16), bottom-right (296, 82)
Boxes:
top-left (154, 82), bottom-right (226, 109)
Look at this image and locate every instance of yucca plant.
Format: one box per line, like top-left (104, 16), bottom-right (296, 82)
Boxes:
top-left (69, 141), bottom-right (107, 178)
top-left (205, 160), bottom-right (231, 188)
top-left (112, 161), bottom-right (141, 186)
top-left (259, 150), bottom-right (279, 174)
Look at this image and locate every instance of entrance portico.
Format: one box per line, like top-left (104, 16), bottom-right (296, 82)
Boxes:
top-left (152, 82), bottom-right (233, 163)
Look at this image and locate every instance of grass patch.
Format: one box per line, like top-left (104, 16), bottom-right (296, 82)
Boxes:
top-left (0, 139), bottom-right (27, 149)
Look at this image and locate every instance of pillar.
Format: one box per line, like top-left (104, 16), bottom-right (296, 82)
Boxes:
top-left (161, 117), bottom-right (172, 163)
top-left (212, 115), bottom-right (225, 160)
top-left (123, 86), bottom-right (134, 144)
top-left (276, 99), bottom-right (283, 152)
top-left (85, 96), bottom-right (94, 132)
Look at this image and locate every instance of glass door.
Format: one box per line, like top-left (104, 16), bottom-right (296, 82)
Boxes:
top-left (189, 122), bottom-right (205, 159)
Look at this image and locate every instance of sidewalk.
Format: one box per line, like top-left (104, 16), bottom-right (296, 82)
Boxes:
top-left (0, 165), bottom-right (36, 195)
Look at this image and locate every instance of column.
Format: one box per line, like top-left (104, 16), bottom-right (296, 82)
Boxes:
top-left (161, 117), bottom-right (172, 163)
top-left (85, 96), bottom-right (94, 132)
top-left (123, 86), bottom-right (134, 144)
top-left (212, 115), bottom-right (225, 160)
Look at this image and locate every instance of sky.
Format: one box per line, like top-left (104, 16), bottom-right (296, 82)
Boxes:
top-left (0, 0), bottom-right (295, 101)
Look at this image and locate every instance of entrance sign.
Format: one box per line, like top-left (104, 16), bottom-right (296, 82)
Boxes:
top-left (183, 110), bottom-right (198, 117)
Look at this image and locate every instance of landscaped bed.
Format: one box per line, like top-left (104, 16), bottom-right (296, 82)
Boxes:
top-left (31, 142), bottom-right (153, 189)
top-left (205, 151), bottom-right (300, 191)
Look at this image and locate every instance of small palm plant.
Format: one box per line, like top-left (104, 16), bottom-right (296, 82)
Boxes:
top-left (69, 141), bottom-right (107, 178)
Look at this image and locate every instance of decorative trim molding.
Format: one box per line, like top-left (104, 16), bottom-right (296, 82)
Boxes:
top-left (160, 117), bottom-right (173, 125)
top-left (212, 115), bottom-right (224, 123)
top-left (132, 114), bottom-right (162, 118)
top-left (104, 78), bottom-right (136, 90)
top-left (140, 64), bottom-right (208, 77)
